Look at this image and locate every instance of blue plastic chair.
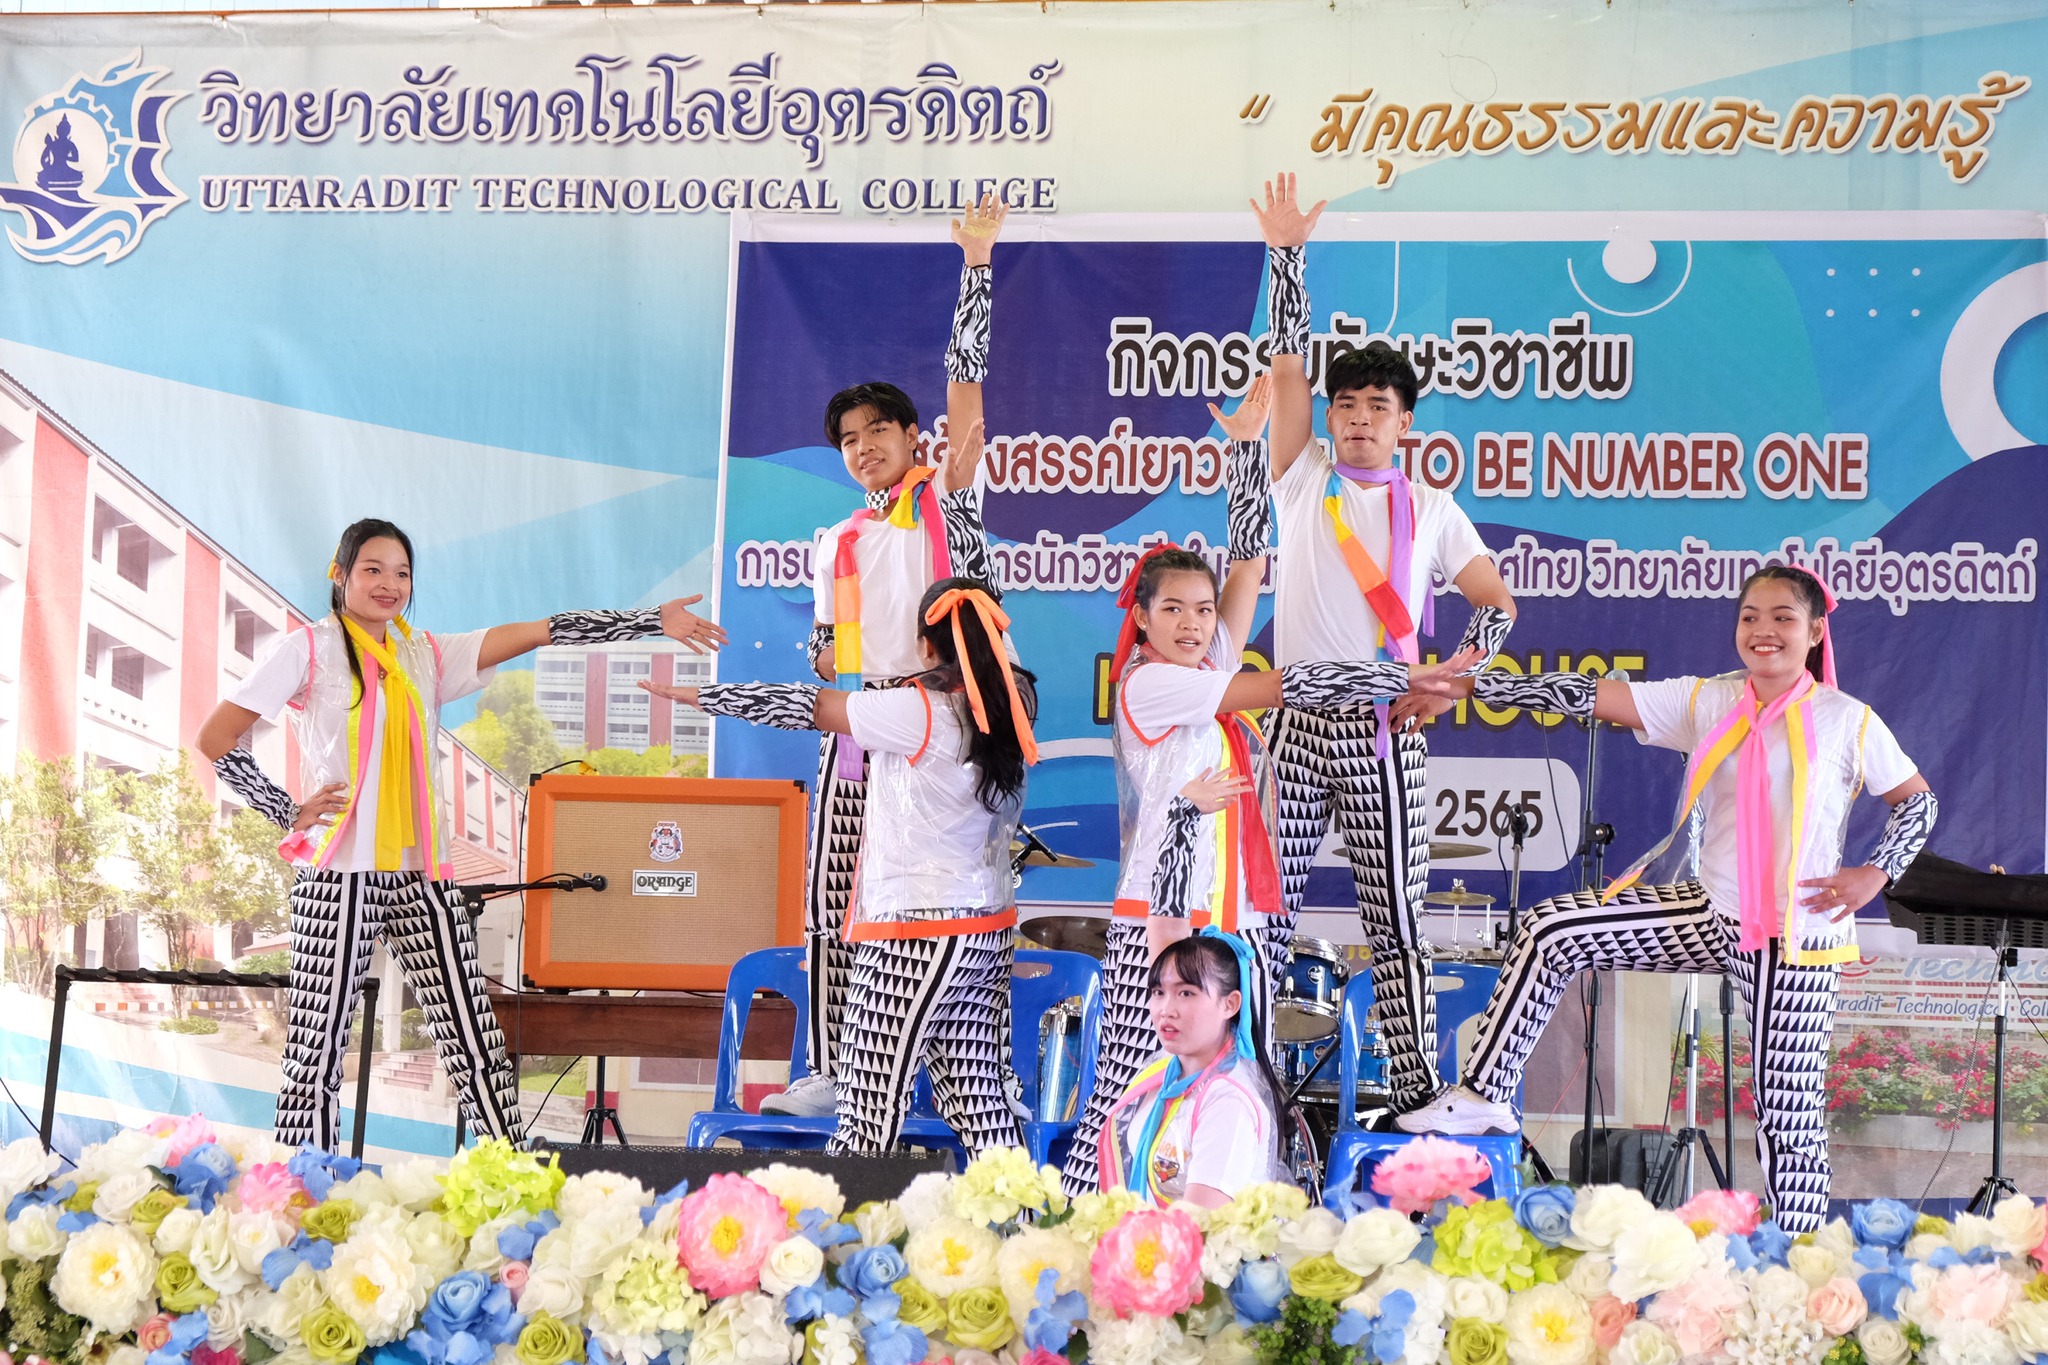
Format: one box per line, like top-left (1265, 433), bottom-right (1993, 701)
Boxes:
top-left (1321, 972), bottom-right (1524, 1210)
top-left (685, 947), bottom-right (962, 1155)
top-left (1426, 959), bottom-right (1503, 1085)
top-left (1010, 949), bottom-right (1103, 1167)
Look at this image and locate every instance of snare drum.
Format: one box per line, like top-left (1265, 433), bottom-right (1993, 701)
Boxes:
top-left (1035, 998), bottom-right (1085, 1123)
top-left (1275, 936), bottom-right (1350, 1042)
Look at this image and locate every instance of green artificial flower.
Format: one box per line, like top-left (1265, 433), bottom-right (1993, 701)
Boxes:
top-left (5, 1253), bottom-right (88, 1362)
top-left (62, 1182), bottom-right (101, 1216)
top-left (1913, 1214), bottom-right (1951, 1239)
top-left (128, 1189), bottom-right (187, 1238)
top-left (1445, 1316), bottom-right (1510, 1365)
top-left (1820, 1337), bottom-right (1868, 1365)
top-left (442, 1141), bottom-right (566, 1238)
top-left (2028, 1273), bottom-right (2048, 1304)
top-left (944, 1286), bottom-right (1014, 1351)
top-left (515, 1310), bottom-right (586, 1365)
top-left (1286, 1254), bottom-right (1364, 1303)
top-left (155, 1252), bottom-right (218, 1314)
top-left (1433, 1201), bottom-right (1546, 1291)
top-left (302, 1301), bottom-right (367, 1365)
top-left (891, 1277), bottom-right (946, 1334)
top-left (300, 1200), bottom-right (361, 1245)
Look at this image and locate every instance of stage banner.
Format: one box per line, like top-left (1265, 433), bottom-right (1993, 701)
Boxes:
top-left (717, 212), bottom-right (2048, 928)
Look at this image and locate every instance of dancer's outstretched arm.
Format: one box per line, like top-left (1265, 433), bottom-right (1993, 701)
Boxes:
top-left (1211, 372), bottom-right (1273, 657)
top-left (477, 596), bottom-right (726, 669)
top-left (941, 192), bottom-right (1006, 492)
top-left (1251, 171), bottom-right (1325, 481)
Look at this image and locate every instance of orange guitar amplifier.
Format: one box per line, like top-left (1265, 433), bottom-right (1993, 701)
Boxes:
top-left (521, 775), bottom-right (807, 990)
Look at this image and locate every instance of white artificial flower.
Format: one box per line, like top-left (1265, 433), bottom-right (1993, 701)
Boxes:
top-left (2006, 1300), bottom-right (2048, 1355)
top-left (1750, 1265), bottom-right (1815, 1317)
top-left (228, 1209), bottom-right (289, 1275)
top-left (464, 1216), bottom-right (516, 1274)
top-left (1906, 1232), bottom-right (1953, 1262)
top-left (1950, 1214), bottom-right (2001, 1256)
top-left (0, 1136), bottom-right (63, 1209)
top-left (1609, 1319), bottom-right (1683, 1365)
top-left (1563, 1251), bottom-right (1614, 1300)
top-left (1924, 1319), bottom-right (2021, 1365)
top-left (851, 1199), bottom-right (905, 1248)
top-left (1444, 1274), bottom-right (1510, 1324)
top-left (51, 1221), bottom-right (158, 1335)
top-left (328, 1170), bottom-right (394, 1208)
top-left (73, 1129), bottom-right (161, 1186)
top-left (1810, 1218), bottom-right (1860, 1263)
top-left (90, 1169), bottom-right (160, 1225)
top-left (106, 1345), bottom-right (146, 1365)
top-left (1787, 1242), bottom-right (1840, 1288)
top-left (406, 1212), bottom-right (468, 1284)
top-left (1273, 1206), bottom-right (1342, 1268)
top-left (895, 1172), bottom-right (956, 1235)
top-left (8, 1201), bottom-right (69, 1260)
top-left (758, 1236), bottom-right (825, 1296)
top-left (558, 1171), bottom-right (652, 1223)
top-left (1503, 1281), bottom-right (1597, 1365)
top-left (204, 1289), bottom-right (251, 1348)
top-left (1991, 1196), bottom-right (2048, 1258)
top-left (1332, 1207), bottom-right (1421, 1277)
top-left (996, 1226), bottom-right (1091, 1327)
top-left (717, 1291), bottom-right (796, 1365)
top-left (381, 1158), bottom-right (449, 1212)
top-left (560, 1202), bottom-right (646, 1282)
top-left (587, 1326), bottom-right (662, 1365)
top-left (321, 1227), bottom-right (427, 1345)
top-left (904, 1217), bottom-right (1001, 1296)
top-left (1364, 1259), bottom-right (1450, 1325)
top-left (189, 1206), bottom-right (252, 1295)
top-left (1856, 1316), bottom-right (1914, 1365)
top-left (809, 1313), bottom-right (857, 1365)
top-left (746, 1164), bottom-right (844, 1224)
top-left (1609, 1213), bottom-right (1706, 1302)
top-left (154, 1206), bottom-right (202, 1257)
top-left (1198, 1323), bottom-right (1259, 1365)
top-left (1087, 1312), bottom-right (1168, 1365)
top-left (255, 1263), bottom-right (325, 1347)
top-left (518, 1263), bottom-right (588, 1322)
top-left (642, 1197), bottom-right (683, 1251)
top-left (1565, 1185), bottom-right (1656, 1252)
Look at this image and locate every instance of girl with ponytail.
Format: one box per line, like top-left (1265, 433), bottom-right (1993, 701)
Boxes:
top-left (643, 576), bottom-right (1039, 1156)
top-left (196, 517), bottom-right (726, 1149)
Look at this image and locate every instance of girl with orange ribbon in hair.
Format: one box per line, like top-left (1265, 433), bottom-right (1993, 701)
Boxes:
top-left (1059, 377), bottom-right (1477, 1195)
top-left (772, 193), bottom-right (1010, 1119)
top-left (1398, 564), bottom-right (1937, 1232)
top-left (645, 577), bottom-right (1038, 1156)
top-left (196, 517), bottom-right (726, 1150)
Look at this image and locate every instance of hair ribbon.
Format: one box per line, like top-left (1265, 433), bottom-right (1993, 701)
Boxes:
top-left (923, 586), bottom-right (1038, 765)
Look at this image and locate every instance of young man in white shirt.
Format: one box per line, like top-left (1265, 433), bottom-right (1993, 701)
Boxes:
top-left (1252, 173), bottom-right (1519, 1118)
top-left (764, 195), bottom-right (1008, 1116)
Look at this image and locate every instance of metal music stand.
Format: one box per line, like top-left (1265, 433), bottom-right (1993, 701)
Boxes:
top-left (1885, 854), bottom-right (2048, 1215)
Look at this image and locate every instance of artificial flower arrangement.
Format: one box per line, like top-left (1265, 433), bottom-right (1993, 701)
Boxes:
top-left (5, 1119), bottom-right (2048, 1365)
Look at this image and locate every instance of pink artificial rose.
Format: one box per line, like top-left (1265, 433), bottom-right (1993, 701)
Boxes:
top-left (192, 1345), bottom-right (242, 1365)
top-left (1589, 1295), bottom-right (1638, 1350)
top-left (500, 1261), bottom-right (531, 1304)
top-left (674, 1173), bottom-right (789, 1298)
top-left (1369, 1136), bottom-right (1493, 1215)
top-left (1647, 1272), bottom-right (1743, 1359)
top-left (151, 1114), bottom-right (218, 1167)
top-left (1929, 1263), bottom-right (2017, 1327)
top-left (236, 1162), bottom-right (311, 1218)
top-left (1809, 1277), bottom-right (1869, 1337)
top-left (1017, 1352), bottom-right (1067, 1365)
top-left (1090, 1207), bottom-right (1206, 1319)
top-left (1674, 1189), bottom-right (1763, 1238)
top-left (137, 1315), bottom-right (175, 1355)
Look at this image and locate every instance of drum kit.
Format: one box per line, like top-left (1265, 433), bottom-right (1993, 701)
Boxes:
top-left (1014, 823), bottom-right (1511, 1174)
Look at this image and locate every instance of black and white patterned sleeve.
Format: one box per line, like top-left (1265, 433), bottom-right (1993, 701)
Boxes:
top-left (944, 265), bottom-right (993, 384)
top-left (1225, 439), bottom-right (1272, 563)
top-left (1148, 797), bottom-right (1204, 918)
top-left (1867, 789), bottom-right (1937, 884)
top-left (1280, 660), bottom-right (1409, 710)
top-left (1455, 605), bottom-right (1515, 674)
top-left (548, 608), bottom-right (662, 646)
top-left (1267, 245), bottom-right (1310, 357)
top-left (1471, 670), bottom-right (1597, 719)
top-left (939, 486), bottom-right (999, 599)
top-left (806, 624), bottom-right (835, 682)
top-left (693, 683), bottom-right (822, 732)
top-left (215, 749), bottom-right (298, 832)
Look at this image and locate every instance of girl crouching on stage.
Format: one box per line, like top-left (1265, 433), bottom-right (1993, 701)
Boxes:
top-left (1099, 931), bottom-right (1297, 1205)
top-left (1399, 564), bottom-right (1937, 1231)
top-left (196, 517), bottom-right (727, 1149)
top-left (1060, 377), bottom-right (1478, 1194)
top-left (643, 577), bottom-right (1035, 1157)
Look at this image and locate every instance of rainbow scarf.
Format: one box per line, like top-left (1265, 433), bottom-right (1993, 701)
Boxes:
top-left (1099, 929), bottom-right (1260, 1199)
top-left (279, 616), bottom-right (445, 876)
top-left (1324, 465), bottom-right (1429, 757)
top-left (831, 466), bottom-right (950, 780)
top-left (1605, 675), bottom-right (1821, 956)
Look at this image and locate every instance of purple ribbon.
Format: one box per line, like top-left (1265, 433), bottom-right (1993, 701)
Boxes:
top-left (1330, 462), bottom-right (1433, 758)
top-left (834, 732), bottom-right (865, 783)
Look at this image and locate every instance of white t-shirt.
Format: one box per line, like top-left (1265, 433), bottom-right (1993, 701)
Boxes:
top-left (1629, 672), bottom-right (1917, 949)
top-left (230, 627), bottom-right (494, 873)
top-left (1112, 1059), bottom-right (1291, 1201)
top-left (844, 685), bottom-right (1018, 928)
top-left (812, 513), bottom-right (943, 682)
top-left (1270, 445), bottom-right (1490, 666)
top-left (1112, 627), bottom-right (1236, 910)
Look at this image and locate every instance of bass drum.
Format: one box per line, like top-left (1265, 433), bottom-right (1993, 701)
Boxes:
top-left (1274, 936), bottom-right (1350, 1042)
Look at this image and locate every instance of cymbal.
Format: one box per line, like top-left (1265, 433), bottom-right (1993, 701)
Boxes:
top-left (1423, 888), bottom-right (1496, 907)
top-left (1430, 841), bottom-right (1489, 860)
top-left (1019, 915), bottom-right (1108, 958)
top-left (1010, 842), bottom-right (1096, 869)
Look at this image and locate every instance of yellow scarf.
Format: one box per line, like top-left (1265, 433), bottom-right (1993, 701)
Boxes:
top-left (337, 615), bottom-right (434, 872)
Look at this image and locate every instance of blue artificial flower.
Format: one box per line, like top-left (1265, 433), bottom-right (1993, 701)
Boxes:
top-left (782, 1278), bottom-right (854, 1327)
top-left (1852, 1198), bottom-right (1916, 1250)
top-left (424, 1271), bottom-right (492, 1337)
top-left (1370, 1290), bottom-right (1416, 1363)
top-left (1513, 1185), bottom-right (1577, 1247)
top-left (170, 1143), bottom-right (237, 1212)
top-left (8, 1182), bottom-right (75, 1222)
top-left (1748, 1221), bottom-right (1793, 1267)
top-left (472, 1285), bottom-right (522, 1346)
top-left (1331, 1310), bottom-right (1371, 1348)
top-left (303, 1237), bottom-right (335, 1272)
top-left (55, 1208), bottom-right (99, 1232)
top-left (1721, 1233), bottom-right (1758, 1272)
top-left (365, 1342), bottom-right (425, 1365)
top-left (262, 1246), bottom-right (305, 1290)
top-left (287, 1149), bottom-right (363, 1203)
top-left (497, 1222), bottom-right (543, 1263)
top-left (858, 1315), bottom-right (926, 1365)
top-left (584, 1335), bottom-right (613, 1365)
top-left (796, 1207), bottom-right (857, 1250)
top-left (1227, 1260), bottom-right (1289, 1325)
top-left (1022, 1268), bottom-right (1088, 1353)
top-left (1860, 1269), bottom-right (1912, 1320)
top-left (144, 1312), bottom-right (210, 1365)
top-left (839, 1245), bottom-right (909, 1301)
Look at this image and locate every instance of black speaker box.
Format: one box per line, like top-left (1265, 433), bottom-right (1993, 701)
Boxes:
top-left (531, 1142), bottom-right (957, 1204)
top-left (1569, 1128), bottom-right (1680, 1206)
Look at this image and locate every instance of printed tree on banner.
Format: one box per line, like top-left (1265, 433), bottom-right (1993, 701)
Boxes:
top-left (0, 756), bottom-right (123, 996)
top-left (458, 670), bottom-right (563, 785)
top-left (126, 753), bottom-right (291, 980)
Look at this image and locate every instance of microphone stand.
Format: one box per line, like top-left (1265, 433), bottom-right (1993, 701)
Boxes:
top-left (1504, 804), bottom-right (1530, 948)
top-left (455, 873), bottom-right (607, 917)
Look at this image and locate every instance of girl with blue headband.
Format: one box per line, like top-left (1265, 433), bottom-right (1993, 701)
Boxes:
top-left (1097, 929), bottom-right (1298, 1205)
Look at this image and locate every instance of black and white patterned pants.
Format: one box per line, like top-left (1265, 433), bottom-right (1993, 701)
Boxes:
top-left (804, 733), bottom-right (866, 1079)
top-left (1269, 704), bottom-right (1438, 1108)
top-left (1060, 919), bottom-right (1154, 1195)
top-left (278, 870), bottom-right (523, 1151)
top-left (1463, 881), bottom-right (1841, 1232)
top-left (828, 929), bottom-right (1023, 1157)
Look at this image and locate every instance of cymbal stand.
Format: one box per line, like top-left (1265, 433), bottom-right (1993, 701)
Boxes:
top-left (1503, 804), bottom-right (1530, 948)
top-left (1650, 973), bottom-right (1728, 1203)
top-left (1967, 932), bottom-right (2023, 1215)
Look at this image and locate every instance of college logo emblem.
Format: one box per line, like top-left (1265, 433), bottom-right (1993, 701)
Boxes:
top-left (648, 820), bottom-right (684, 863)
top-left (0, 53), bottom-right (187, 266)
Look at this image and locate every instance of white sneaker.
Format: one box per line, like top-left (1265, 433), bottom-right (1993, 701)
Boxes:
top-left (1395, 1085), bottom-right (1519, 1136)
top-left (759, 1072), bottom-right (836, 1117)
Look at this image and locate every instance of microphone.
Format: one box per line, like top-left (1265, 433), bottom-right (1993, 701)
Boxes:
top-left (1608, 669), bottom-right (1632, 684)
